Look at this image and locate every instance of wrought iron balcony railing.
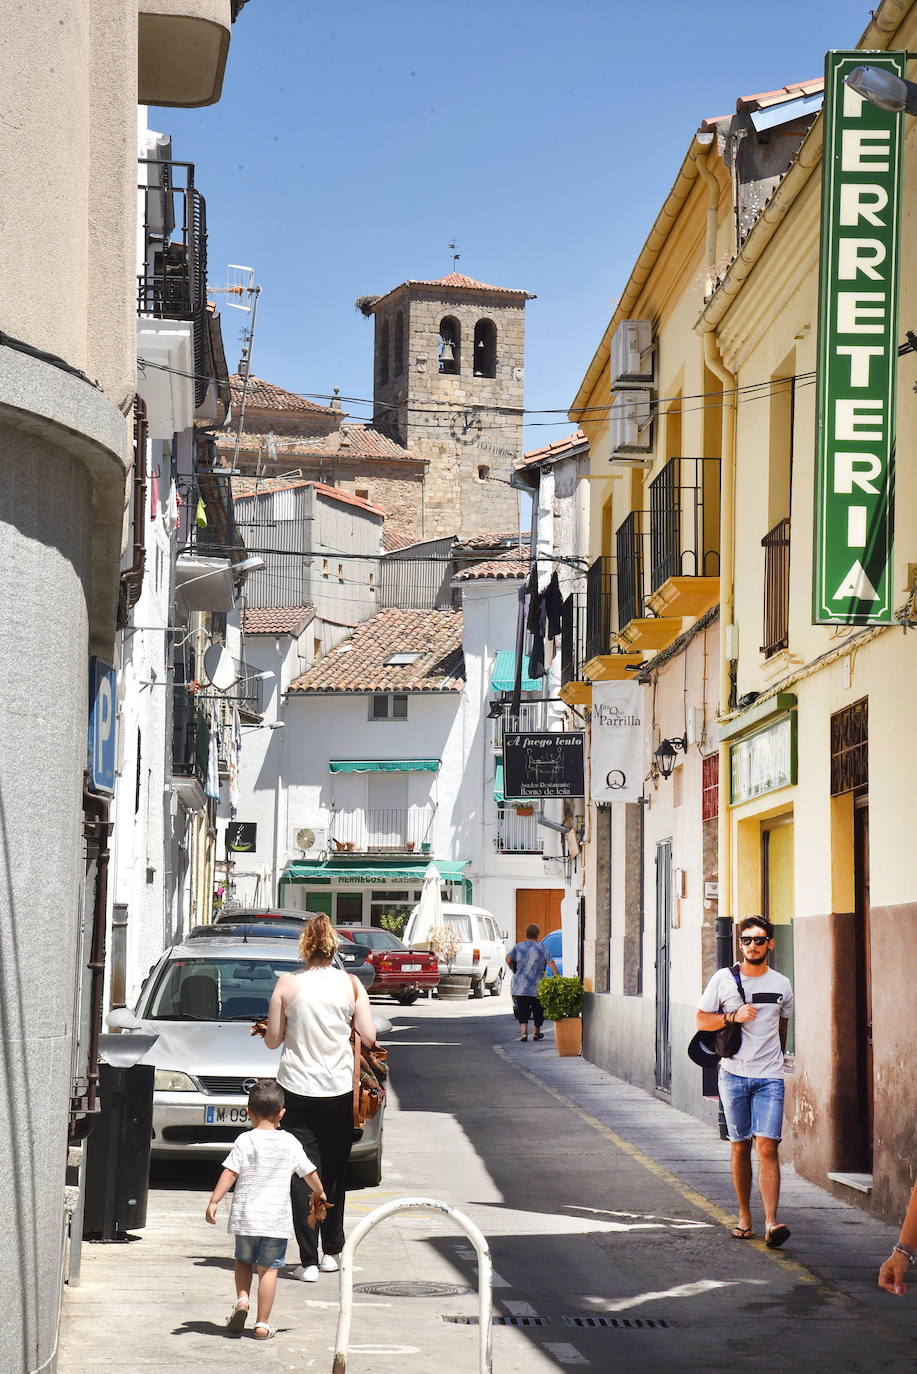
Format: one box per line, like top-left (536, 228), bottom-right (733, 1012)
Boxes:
top-left (648, 457), bottom-right (720, 588)
top-left (583, 555), bottom-right (616, 657)
top-left (329, 807), bottom-right (435, 854)
top-left (761, 517), bottom-right (791, 657)
top-left (614, 514), bottom-right (645, 633)
top-left (497, 807), bottom-right (544, 854)
top-left (172, 694), bottom-right (209, 784)
top-left (138, 158), bottom-right (208, 406)
top-left (561, 592), bottom-right (588, 685)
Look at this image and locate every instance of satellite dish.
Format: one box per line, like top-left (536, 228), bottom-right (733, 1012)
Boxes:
top-left (203, 644), bottom-right (237, 691)
top-left (296, 828), bottom-right (316, 851)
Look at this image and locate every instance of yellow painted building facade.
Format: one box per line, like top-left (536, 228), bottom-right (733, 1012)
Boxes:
top-left (568, 0), bottom-right (915, 1221)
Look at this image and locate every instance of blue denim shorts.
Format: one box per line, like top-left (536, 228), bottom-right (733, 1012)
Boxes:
top-left (234, 1234), bottom-right (288, 1269)
top-left (718, 1069), bottom-right (785, 1142)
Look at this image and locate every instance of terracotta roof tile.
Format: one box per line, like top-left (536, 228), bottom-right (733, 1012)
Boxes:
top-left (453, 530), bottom-right (528, 551)
top-left (219, 423), bottom-right (426, 466)
top-left (230, 477), bottom-right (385, 516)
top-left (737, 78), bottom-right (823, 112)
top-left (454, 553), bottom-right (530, 582)
top-left (382, 527), bottom-right (426, 552)
top-left (242, 605), bottom-right (315, 636)
top-left (288, 608), bottom-right (464, 693)
top-left (370, 273), bottom-right (535, 312)
top-left (230, 375), bottom-right (338, 415)
top-left (516, 430), bottom-right (589, 469)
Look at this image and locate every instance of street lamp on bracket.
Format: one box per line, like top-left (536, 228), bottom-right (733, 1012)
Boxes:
top-left (653, 735), bottom-right (687, 782)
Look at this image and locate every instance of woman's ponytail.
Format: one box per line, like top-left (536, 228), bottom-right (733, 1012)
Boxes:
top-left (299, 912), bottom-right (338, 963)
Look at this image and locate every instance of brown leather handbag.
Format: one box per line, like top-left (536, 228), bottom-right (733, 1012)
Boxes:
top-left (351, 1029), bottom-right (388, 1127)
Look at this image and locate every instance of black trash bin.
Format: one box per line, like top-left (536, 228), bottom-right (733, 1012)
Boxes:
top-left (83, 1034), bottom-right (157, 1241)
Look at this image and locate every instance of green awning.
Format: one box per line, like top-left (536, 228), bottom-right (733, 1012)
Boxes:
top-left (328, 759), bottom-right (440, 774)
top-left (281, 859), bottom-right (469, 884)
top-left (494, 761), bottom-right (505, 806)
top-left (490, 650), bottom-right (541, 694)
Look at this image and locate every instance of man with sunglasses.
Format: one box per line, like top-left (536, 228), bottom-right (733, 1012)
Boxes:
top-left (696, 915), bottom-right (794, 1248)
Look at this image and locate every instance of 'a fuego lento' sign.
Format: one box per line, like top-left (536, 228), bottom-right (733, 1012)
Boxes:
top-left (814, 51), bottom-right (905, 625)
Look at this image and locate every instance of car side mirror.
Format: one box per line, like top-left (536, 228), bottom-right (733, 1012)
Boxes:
top-left (106, 1007), bottom-right (142, 1033)
top-left (500, 930), bottom-right (508, 940)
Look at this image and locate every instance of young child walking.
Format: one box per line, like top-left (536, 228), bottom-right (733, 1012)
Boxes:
top-left (205, 1079), bottom-right (325, 1340)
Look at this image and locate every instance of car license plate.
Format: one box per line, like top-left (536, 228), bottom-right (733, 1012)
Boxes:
top-left (204, 1106), bottom-right (249, 1125)
top-left (402, 963), bottom-right (422, 972)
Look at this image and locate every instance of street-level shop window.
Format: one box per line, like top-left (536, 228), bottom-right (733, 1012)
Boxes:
top-left (370, 693), bottom-right (408, 721)
top-left (370, 889), bottom-right (422, 931)
top-left (335, 892), bottom-right (364, 925)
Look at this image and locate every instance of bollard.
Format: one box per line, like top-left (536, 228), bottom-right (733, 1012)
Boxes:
top-left (331, 1196), bottom-right (493, 1373)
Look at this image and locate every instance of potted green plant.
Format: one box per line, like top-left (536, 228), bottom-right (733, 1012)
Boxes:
top-left (429, 924), bottom-right (468, 999)
top-left (537, 974), bottom-right (584, 1056)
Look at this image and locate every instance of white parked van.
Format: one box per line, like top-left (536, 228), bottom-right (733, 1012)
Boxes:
top-left (404, 902), bottom-right (508, 999)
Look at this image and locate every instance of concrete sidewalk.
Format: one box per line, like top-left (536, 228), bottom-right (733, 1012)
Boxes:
top-left (501, 1037), bottom-right (917, 1337)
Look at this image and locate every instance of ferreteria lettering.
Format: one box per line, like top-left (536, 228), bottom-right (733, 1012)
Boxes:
top-left (813, 52), bottom-right (904, 625)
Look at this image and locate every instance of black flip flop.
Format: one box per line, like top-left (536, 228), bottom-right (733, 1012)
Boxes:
top-left (765, 1224), bottom-right (791, 1249)
top-left (731, 1226), bottom-right (755, 1240)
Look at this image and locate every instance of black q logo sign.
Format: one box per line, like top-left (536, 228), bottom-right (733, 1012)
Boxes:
top-left (605, 770), bottom-right (626, 790)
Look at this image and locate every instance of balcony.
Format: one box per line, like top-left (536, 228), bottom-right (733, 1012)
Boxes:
top-left (579, 556), bottom-right (643, 682)
top-left (761, 518), bottom-right (791, 657)
top-left (609, 458), bottom-right (720, 653)
top-left (138, 159), bottom-right (208, 407)
top-left (492, 699), bottom-right (550, 750)
top-left (172, 694), bottom-right (209, 810)
top-left (497, 807), bottom-right (544, 855)
top-left (138, 2), bottom-right (234, 109)
top-left (329, 808), bottom-right (435, 854)
top-left (559, 593), bottom-right (592, 705)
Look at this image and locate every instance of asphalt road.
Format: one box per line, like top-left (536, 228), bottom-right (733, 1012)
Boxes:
top-left (59, 994), bottom-right (917, 1372)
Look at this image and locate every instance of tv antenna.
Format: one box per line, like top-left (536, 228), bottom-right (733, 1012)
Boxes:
top-left (207, 265), bottom-right (262, 470)
top-left (448, 239), bottom-right (460, 270)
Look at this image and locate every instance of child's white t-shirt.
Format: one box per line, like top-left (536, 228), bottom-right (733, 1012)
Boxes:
top-left (222, 1129), bottom-right (316, 1238)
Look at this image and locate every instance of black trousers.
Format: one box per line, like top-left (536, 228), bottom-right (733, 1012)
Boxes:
top-left (512, 994), bottom-right (545, 1028)
top-left (281, 1087), bottom-right (354, 1266)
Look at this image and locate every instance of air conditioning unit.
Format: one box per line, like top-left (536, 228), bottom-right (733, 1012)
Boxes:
top-left (291, 825), bottom-right (327, 854)
top-left (610, 389), bottom-right (654, 457)
top-left (610, 320), bottom-right (655, 387)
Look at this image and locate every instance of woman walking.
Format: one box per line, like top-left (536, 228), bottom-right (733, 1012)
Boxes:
top-left (253, 913), bottom-right (377, 1281)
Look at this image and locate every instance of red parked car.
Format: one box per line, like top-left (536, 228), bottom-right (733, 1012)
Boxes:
top-left (335, 927), bottom-right (438, 1005)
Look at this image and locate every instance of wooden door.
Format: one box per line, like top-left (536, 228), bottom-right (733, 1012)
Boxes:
top-left (854, 797), bottom-right (873, 1170)
top-left (514, 889), bottom-right (563, 942)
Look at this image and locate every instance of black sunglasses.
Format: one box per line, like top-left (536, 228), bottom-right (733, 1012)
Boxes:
top-left (739, 935), bottom-right (769, 946)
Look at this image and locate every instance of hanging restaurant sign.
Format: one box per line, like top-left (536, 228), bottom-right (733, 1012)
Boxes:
top-left (813, 50), bottom-right (905, 625)
top-left (590, 680), bottom-right (644, 804)
top-left (503, 731), bottom-right (585, 799)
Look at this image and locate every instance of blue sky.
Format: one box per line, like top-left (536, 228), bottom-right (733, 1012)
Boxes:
top-left (153, 0), bottom-right (872, 450)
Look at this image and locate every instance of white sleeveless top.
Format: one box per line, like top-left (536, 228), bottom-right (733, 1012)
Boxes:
top-left (276, 965), bottom-right (355, 1098)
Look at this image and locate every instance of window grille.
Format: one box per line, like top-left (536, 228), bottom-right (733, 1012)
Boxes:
top-left (830, 698), bottom-right (868, 795)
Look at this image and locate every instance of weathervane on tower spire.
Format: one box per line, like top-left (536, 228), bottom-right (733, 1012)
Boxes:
top-left (448, 240), bottom-right (460, 271)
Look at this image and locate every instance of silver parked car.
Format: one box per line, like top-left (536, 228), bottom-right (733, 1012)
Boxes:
top-left (107, 934), bottom-right (387, 1187)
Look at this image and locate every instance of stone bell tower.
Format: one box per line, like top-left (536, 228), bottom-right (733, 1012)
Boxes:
top-left (368, 271), bottom-right (534, 540)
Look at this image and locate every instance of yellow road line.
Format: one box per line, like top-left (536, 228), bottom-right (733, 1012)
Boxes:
top-left (493, 1044), bottom-right (842, 1301)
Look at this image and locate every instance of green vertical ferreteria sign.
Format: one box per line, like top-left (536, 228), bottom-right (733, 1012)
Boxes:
top-left (814, 51), bottom-right (905, 625)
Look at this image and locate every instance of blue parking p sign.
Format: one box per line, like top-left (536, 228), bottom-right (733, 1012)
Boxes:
top-left (88, 658), bottom-right (117, 794)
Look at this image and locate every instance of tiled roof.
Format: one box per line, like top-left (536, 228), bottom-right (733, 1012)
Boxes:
top-left (370, 272), bottom-right (535, 312)
top-left (231, 478), bottom-right (385, 518)
top-left (288, 608), bottom-right (464, 693)
top-left (737, 78), bottom-right (822, 112)
top-left (454, 552), bottom-right (530, 582)
top-left (382, 527), bottom-right (425, 552)
top-left (230, 375), bottom-right (338, 415)
top-left (453, 530), bottom-right (528, 551)
top-left (516, 430), bottom-right (588, 469)
top-left (242, 605), bottom-right (315, 636)
top-left (220, 424), bottom-right (426, 465)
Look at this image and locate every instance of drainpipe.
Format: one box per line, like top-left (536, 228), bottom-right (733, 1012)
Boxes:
top-left (688, 135), bottom-right (719, 299)
top-left (121, 396), bottom-right (148, 609)
top-left (70, 788), bottom-right (112, 1141)
top-left (701, 327), bottom-right (736, 933)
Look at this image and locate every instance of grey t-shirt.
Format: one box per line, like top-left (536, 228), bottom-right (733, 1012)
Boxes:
top-left (698, 965), bottom-right (794, 1079)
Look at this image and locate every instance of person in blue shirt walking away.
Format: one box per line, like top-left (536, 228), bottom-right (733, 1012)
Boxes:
top-left (505, 924), bottom-right (559, 1041)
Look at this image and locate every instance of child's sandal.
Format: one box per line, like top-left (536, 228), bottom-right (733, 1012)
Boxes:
top-left (253, 1322), bottom-right (276, 1340)
top-left (226, 1300), bottom-right (249, 1334)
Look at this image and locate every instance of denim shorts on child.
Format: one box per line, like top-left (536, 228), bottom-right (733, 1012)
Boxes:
top-left (234, 1235), bottom-right (288, 1269)
top-left (718, 1068), bottom-right (785, 1142)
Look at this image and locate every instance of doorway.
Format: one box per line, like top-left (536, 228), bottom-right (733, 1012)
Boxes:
top-left (853, 796), bottom-right (873, 1171)
top-left (762, 816), bottom-right (795, 1053)
top-left (655, 839), bottom-right (673, 1092)
top-left (514, 889), bottom-right (562, 943)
